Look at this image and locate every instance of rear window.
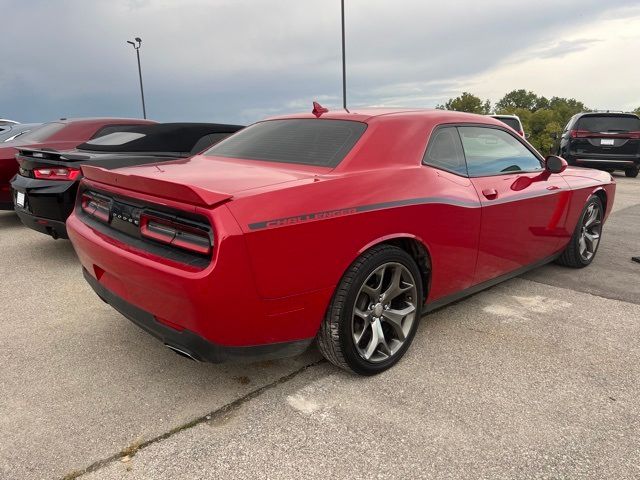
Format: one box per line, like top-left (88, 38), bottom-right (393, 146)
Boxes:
top-left (493, 117), bottom-right (521, 132)
top-left (576, 115), bottom-right (640, 132)
top-left (16, 122), bottom-right (65, 143)
top-left (83, 132), bottom-right (147, 146)
top-left (205, 119), bottom-right (367, 167)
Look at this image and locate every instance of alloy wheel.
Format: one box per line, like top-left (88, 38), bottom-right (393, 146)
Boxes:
top-left (351, 262), bottom-right (418, 363)
top-left (579, 203), bottom-right (602, 262)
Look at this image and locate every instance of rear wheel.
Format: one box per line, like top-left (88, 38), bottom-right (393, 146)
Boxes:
top-left (317, 245), bottom-right (423, 375)
top-left (625, 167), bottom-right (639, 178)
top-left (556, 195), bottom-right (603, 268)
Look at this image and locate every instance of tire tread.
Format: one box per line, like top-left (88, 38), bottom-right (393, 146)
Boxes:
top-left (317, 245), bottom-right (405, 372)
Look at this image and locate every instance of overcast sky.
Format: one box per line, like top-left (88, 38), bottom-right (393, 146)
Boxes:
top-left (1, 0), bottom-right (639, 125)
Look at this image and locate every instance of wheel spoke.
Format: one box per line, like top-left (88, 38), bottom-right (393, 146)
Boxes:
top-left (382, 266), bottom-right (413, 302)
top-left (584, 232), bottom-right (600, 252)
top-left (362, 266), bottom-right (385, 299)
top-left (363, 320), bottom-right (380, 360)
top-left (373, 318), bottom-right (391, 357)
top-left (382, 304), bottom-right (415, 341)
top-left (585, 216), bottom-right (601, 228)
top-left (354, 307), bottom-right (369, 321)
top-left (579, 235), bottom-right (587, 256)
top-left (353, 321), bottom-right (371, 345)
top-left (585, 205), bottom-right (596, 226)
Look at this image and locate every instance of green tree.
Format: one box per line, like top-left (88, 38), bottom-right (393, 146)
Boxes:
top-left (436, 92), bottom-right (491, 114)
top-left (495, 89), bottom-right (548, 113)
top-left (634, 107), bottom-right (640, 115)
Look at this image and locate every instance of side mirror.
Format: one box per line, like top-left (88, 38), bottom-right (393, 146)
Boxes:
top-left (545, 155), bottom-right (567, 174)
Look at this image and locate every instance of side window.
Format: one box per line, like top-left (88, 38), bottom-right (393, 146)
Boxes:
top-left (422, 126), bottom-right (467, 176)
top-left (458, 126), bottom-right (542, 177)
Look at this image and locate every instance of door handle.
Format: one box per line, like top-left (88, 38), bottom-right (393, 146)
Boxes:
top-left (482, 188), bottom-right (498, 200)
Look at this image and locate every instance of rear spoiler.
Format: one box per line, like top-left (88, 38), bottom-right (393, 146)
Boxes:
top-left (81, 165), bottom-right (232, 208)
top-left (17, 147), bottom-right (91, 161)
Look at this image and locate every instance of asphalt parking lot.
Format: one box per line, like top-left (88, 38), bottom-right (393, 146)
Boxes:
top-left (1, 174), bottom-right (638, 480)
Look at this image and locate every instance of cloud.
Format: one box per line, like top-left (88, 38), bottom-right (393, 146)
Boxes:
top-left (0, 0), bottom-right (638, 124)
top-left (532, 39), bottom-right (602, 59)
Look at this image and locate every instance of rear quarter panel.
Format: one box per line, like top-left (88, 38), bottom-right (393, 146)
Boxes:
top-left (227, 166), bottom-right (481, 303)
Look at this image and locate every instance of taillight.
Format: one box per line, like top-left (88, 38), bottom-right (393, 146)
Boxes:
top-left (569, 129), bottom-right (589, 138)
top-left (140, 213), bottom-right (212, 255)
top-left (33, 167), bottom-right (80, 181)
top-left (81, 192), bottom-right (111, 223)
top-left (628, 131), bottom-right (640, 139)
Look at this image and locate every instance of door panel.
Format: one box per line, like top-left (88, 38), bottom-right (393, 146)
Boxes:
top-left (471, 173), bottom-right (570, 284)
top-left (456, 125), bottom-right (571, 284)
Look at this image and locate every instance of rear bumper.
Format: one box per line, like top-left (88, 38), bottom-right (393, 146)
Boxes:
top-left (83, 268), bottom-right (313, 363)
top-left (15, 208), bottom-right (69, 238)
top-left (67, 206), bottom-right (329, 350)
top-left (10, 174), bottom-right (76, 223)
top-left (0, 201), bottom-right (12, 210)
top-left (566, 154), bottom-right (640, 170)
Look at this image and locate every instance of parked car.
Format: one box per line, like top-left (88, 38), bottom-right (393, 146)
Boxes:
top-left (490, 114), bottom-right (525, 137)
top-left (0, 118), bottom-right (154, 210)
top-left (67, 107), bottom-right (615, 375)
top-left (0, 123), bottom-right (42, 143)
top-left (11, 122), bottom-right (243, 239)
top-left (557, 111), bottom-right (640, 177)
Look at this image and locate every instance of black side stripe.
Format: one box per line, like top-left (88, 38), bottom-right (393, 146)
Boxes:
top-left (247, 196), bottom-right (479, 231)
top-left (246, 188), bottom-right (569, 231)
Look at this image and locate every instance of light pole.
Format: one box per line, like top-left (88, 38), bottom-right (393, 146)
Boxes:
top-left (341, 0), bottom-right (347, 110)
top-left (126, 37), bottom-right (147, 119)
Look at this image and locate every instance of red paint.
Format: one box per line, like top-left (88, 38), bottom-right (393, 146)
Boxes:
top-left (67, 109), bottom-right (615, 349)
top-left (0, 118), bottom-right (154, 207)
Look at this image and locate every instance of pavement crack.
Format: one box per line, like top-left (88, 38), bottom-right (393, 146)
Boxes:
top-left (60, 358), bottom-right (326, 479)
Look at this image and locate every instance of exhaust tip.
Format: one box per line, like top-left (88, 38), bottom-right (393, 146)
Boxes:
top-left (164, 344), bottom-right (199, 362)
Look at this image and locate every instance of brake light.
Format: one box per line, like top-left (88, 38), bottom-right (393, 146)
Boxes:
top-left (569, 130), bottom-right (590, 138)
top-left (140, 213), bottom-right (212, 255)
top-left (628, 131), bottom-right (640, 139)
top-left (33, 167), bottom-right (80, 180)
top-left (80, 192), bottom-right (111, 223)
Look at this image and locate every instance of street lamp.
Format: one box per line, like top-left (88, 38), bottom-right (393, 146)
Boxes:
top-left (126, 37), bottom-right (147, 119)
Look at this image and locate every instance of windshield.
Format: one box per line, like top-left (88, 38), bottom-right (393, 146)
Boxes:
top-left (576, 115), bottom-right (640, 132)
top-left (15, 122), bottom-right (65, 143)
top-left (205, 119), bottom-right (367, 167)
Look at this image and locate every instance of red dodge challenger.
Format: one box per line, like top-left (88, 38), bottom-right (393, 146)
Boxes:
top-left (67, 107), bottom-right (615, 375)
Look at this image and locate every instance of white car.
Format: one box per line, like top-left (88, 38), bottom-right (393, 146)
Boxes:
top-left (490, 114), bottom-right (526, 137)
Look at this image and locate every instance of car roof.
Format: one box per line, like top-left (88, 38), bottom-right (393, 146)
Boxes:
top-left (265, 108), bottom-right (503, 125)
top-left (51, 117), bottom-right (156, 125)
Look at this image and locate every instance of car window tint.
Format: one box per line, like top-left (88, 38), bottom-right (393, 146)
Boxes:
top-left (458, 126), bottom-right (542, 176)
top-left (576, 115), bottom-right (640, 133)
top-left (16, 122), bottom-right (65, 143)
top-left (422, 126), bottom-right (467, 175)
top-left (206, 119), bottom-right (367, 167)
top-left (494, 117), bottom-right (520, 131)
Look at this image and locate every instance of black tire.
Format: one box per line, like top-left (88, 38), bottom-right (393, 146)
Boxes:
top-left (625, 167), bottom-right (639, 178)
top-left (316, 244), bottom-right (423, 375)
top-left (555, 195), bottom-right (604, 268)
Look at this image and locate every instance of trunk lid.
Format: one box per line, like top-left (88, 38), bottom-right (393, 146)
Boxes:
top-left (81, 155), bottom-right (321, 207)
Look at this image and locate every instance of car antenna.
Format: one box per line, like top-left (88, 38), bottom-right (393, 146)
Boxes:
top-left (312, 101), bottom-right (329, 118)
